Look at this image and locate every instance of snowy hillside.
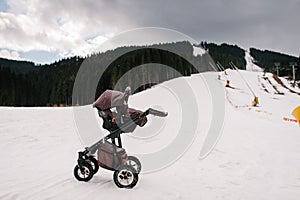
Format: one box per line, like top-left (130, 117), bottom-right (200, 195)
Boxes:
top-left (193, 45), bottom-right (206, 56)
top-left (245, 50), bottom-right (263, 72)
top-left (0, 70), bottom-right (300, 200)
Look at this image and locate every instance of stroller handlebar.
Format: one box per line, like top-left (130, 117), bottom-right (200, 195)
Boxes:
top-left (147, 108), bottom-right (168, 117)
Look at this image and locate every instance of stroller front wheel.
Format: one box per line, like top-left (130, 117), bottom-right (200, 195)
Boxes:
top-left (113, 165), bottom-right (138, 189)
top-left (87, 156), bottom-right (99, 174)
top-left (74, 162), bottom-right (94, 182)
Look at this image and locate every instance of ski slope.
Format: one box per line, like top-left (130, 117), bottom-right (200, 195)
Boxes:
top-left (0, 70), bottom-right (300, 200)
top-left (193, 45), bottom-right (206, 56)
top-left (245, 50), bottom-right (263, 72)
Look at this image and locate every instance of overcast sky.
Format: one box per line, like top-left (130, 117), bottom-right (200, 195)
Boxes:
top-left (0, 0), bottom-right (299, 64)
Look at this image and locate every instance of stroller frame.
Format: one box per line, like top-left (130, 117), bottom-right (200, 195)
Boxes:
top-left (74, 107), bottom-right (167, 188)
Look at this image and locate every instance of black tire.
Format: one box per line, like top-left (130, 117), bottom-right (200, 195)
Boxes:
top-left (113, 165), bottom-right (139, 189)
top-left (74, 162), bottom-right (94, 182)
top-left (87, 156), bottom-right (99, 174)
top-left (126, 156), bottom-right (142, 174)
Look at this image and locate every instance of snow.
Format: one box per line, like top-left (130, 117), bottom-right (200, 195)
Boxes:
top-left (1, 70), bottom-right (300, 200)
top-left (277, 75), bottom-right (300, 94)
top-left (245, 50), bottom-right (263, 72)
top-left (193, 45), bottom-right (206, 56)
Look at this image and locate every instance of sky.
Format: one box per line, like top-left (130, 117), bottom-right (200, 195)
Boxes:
top-left (0, 0), bottom-right (299, 64)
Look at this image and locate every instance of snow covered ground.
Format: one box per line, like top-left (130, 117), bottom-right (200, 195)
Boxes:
top-left (245, 50), bottom-right (263, 72)
top-left (193, 45), bottom-right (206, 56)
top-left (0, 70), bottom-right (300, 200)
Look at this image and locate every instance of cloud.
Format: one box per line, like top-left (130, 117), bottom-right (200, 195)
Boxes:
top-left (0, 49), bottom-right (20, 60)
top-left (117, 0), bottom-right (300, 56)
top-left (0, 0), bottom-right (129, 59)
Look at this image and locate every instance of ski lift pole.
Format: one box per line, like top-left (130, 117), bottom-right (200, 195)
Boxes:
top-left (290, 62), bottom-right (297, 87)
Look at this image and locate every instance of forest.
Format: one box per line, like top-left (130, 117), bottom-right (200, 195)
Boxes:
top-left (0, 41), bottom-right (299, 106)
top-left (250, 48), bottom-right (299, 79)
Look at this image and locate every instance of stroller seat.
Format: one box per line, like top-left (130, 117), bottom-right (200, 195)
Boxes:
top-left (97, 108), bottom-right (146, 133)
top-left (97, 109), bottom-right (119, 132)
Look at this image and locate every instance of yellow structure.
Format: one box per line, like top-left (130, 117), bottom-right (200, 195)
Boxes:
top-left (292, 106), bottom-right (300, 124)
top-left (252, 96), bottom-right (259, 107)
top-left (225, 80), bottom-right (230, 87)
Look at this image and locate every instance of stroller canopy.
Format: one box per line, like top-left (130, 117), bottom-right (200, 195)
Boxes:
top-left (93, 90), bottom-right (127, 110)
top-left (93, 89), bottom-right (147, 128)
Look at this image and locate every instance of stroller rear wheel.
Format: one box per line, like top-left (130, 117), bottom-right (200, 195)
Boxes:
top-left (126, 156), bottom-right (142, 174)
top-left (113, 165), bottom-right (138, 188)
top-left (74, 162), bottom-right (94, 182)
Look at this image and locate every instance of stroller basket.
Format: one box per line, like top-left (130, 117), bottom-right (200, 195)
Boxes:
top-left (98, 141), bottom-right (127, 170)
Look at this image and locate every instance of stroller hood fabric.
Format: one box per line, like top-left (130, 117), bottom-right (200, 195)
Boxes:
top-left (93, 90), bottom-right (147, 127)
top-left (93, 90), bottom-right (126, 110)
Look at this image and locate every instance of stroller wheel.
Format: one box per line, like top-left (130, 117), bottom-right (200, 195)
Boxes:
top-left (113, 165), bottom-right (138, 189)
top-left (74, 162), bottom-right (94, 182)
top-left (126, 156), bottom-right (142, 174)
top-left (87, 156), bottom-right (99, 174)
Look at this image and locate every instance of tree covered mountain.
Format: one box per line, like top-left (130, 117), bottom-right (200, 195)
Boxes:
top-left (0, 57), bottom-right (83, 106)
top-left (0, 41), bottom-right (299, 106)
top-left (0, 58), bottom-right (36, 74)
top-left (250, 48), bottom-right (299, 79)
top-left (0, 42), bottom-right (202, 106)
top-left (200, 42), bottom-right (247, 69)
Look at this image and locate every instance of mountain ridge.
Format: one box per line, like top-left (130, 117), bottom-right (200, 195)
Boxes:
top-left (0, 41), bottom-right (299, 106)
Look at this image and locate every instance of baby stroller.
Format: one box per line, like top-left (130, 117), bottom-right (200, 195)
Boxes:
top-left (73, 87), bottom-right (168, 188)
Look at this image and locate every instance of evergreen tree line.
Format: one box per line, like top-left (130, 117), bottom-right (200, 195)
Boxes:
top-left (199, 42), bottom-right (300, 80)
top-left (0, 41), bottom-right (299, 106)
top-left (0, 42), bottom-right (199, 106)
top-left (200, 42), bottom-right (247, 69)
top-left (0, 57), bottom-right (83, 106)
top-left (250, 48), bottom-right (300, 79)
top-left (95, 46), bottom-right (197, 98)
top-left (0, 57), bottom-right (36, 74)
